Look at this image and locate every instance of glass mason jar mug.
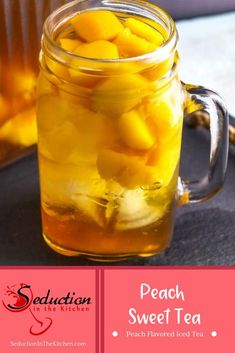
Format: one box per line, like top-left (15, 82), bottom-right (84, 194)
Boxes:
top-left (37, 0), bottom-right (228, 261)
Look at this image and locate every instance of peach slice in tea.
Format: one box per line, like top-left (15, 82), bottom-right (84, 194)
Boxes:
top-left (145, 99), bottom-right (181, 141)
top-left (124, 18), bottom-right (164, 46)
top-left (97, 149), bottom-right (161, 189)
top-left (71, 40), bottom-right (119, 60)
top-left (71, 10), bottom-right (123, 42)
top-left (118, 109), bottom-right (156, 150)
top-left (91, 74), bottom-right (152, 115)
top-left (0, 107), bottom-right (37, 147)
top-left (59, 38), bottom-right (82, 52)
top-left (114, 28), bottom-right (157, 57)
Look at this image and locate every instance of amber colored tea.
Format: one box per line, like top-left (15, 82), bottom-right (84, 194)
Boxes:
top-left (0, 0), bottom-right (70, 166)
top-left (0, 1), bottom-right (39, 165)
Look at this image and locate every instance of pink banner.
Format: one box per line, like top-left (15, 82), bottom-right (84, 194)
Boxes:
top-left (0, 268), bottom-right (96, 353)
top-left (0, 267), bottom-right (234, 353)
top-left (104, 268), bottom-right (235, 353)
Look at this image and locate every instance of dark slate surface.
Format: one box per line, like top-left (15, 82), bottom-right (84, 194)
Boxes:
top-left (0, 123), bottom-right (235, 266)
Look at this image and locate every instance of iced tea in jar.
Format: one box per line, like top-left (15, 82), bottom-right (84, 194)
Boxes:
top-left (37, 0), bottom-right (228, 260)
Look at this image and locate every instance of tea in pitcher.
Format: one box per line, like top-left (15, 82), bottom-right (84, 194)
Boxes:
top-left (0, 0), bottom-right (69, 166)
top-left (0, 1), bottom-right (39, 165)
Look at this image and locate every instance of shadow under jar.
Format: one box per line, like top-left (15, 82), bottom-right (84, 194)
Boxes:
top-left (37, 0), bottom-right (228, 261)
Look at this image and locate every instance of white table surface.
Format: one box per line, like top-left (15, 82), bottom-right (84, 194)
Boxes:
top-left (177, 12), bottom-right (235, 117)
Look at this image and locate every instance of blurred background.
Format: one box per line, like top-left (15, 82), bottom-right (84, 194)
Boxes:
top-left (0, 0), bottom-right (235, 265)
top-left (156, 0), bottom-right (235, 19)
top-left (159, 0), bottom-right (235, 117)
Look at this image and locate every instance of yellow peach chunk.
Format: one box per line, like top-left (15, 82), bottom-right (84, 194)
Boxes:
top-left (114, 28), bottom-right (156, 57)
top-left (147, 134), bottom-right (181, 186)
top-left (65, 105), bottom-right (117, 157)
top-left (0, 95), bottom-right (10, 126)
top-left (58, 85), bottom-right (90, 105)
top-left (40, 121), bottom-right (81, 162)
top-left (0, 108), bottom-right (37, 146)
top-left (94, 73), bottom-right (149, 92)
top-left (38, 95), bottom-right (105, 135)
top-left (92, 74), bottom-right (151, 115)
top-left (143, 18), bottom-right (168, 40)
top-left (97, 149), bottom-right (125, 180)
top-left (72, 40), bottom-right (119, 59)
top-left (45, 55), bottom-right (100, 88)
top-left (142, 55), bottom-right (175, 81)
top-left (119, 110), bottom-right (155, 150)
top-left (67, 104), bottom-right (107, 142)
top-left (68, 70), bottom-right (101, 88)
top-left (5, 70), bottom-right (36, 97)
top-left (46, 56), bottom-right (71, 81)
top-left (97, 149), bottom-right (161, 189)
top-left (37, 95), bottom-right (111, 162)
top-left (59, 38), bottom-right (83, 52)
top-left (124, 18), bottom-right (164, 46)
top-left (67, 41), bottom-right (119, 86)
top-left (37, 95), bottom-right (67, 132)
top-left (145, 99), bottom-right (181, 141)
top-left (71, 10), bottom-right (123, 42)
top-left (37, 73), bottom-right (58, 97)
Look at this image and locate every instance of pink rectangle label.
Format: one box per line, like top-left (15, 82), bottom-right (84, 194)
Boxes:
top-left (0, 269), bottom-right (96, 352)
top-left (104, 269), bottom-right (235, 353)
top-left (1, 267), bottom-right (234, 353)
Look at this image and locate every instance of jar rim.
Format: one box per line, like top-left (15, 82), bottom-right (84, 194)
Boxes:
top-left (43, 0), bottom-right (178, 67)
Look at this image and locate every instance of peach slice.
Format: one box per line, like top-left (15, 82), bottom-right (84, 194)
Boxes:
top-left (142, 55), bottom-right (175, 81)
top-left (37, 95), bottom-right (111, 162)
top-left (67, 41), bottom-right (119, 87)
top-left (37, 95), bottom-right (67, 132)
top-left (47, 39), bottom-right (103, 86)
top-left (71, 40), bottom-right (119, 60)
top-left (0, 107), bottom-right (36, 146)
top-left (45, 56), bottom-right (100, 88)
top-left (147, 133), bottom-right (181, 186)
top-left (124, 18), bottom-right (164, 46)
top-left (37, 73), bottom-right (59, 97)
top-left (45, 56), bottom-right (71, 81)
top-left (145, 99), bottom-right (181, 141)
top-left (97, 149), bottom-right (161, 189)
top-left (59, 38), bottom-right (82, 52)
top-left (119, 110), bottom-right (156, 150)
top-left (67, 71), bottom-right (101, 89)
top-left (0, 95), bottom-right (10, 126)
top-left (114, 28), bottom-right (156, 57)
top-left (71, 10), bottom-right (123, 42)
top-left (39, 120), bottom-right (81, 162)
top-left (92, 74), bottom-right (151, 115)
top-left (37, 94), bottom-right (106, 134)
top-left (5, 70), bottom-right (36, 97)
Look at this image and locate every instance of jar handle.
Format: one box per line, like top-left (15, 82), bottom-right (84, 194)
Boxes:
top-left (178, 83), bottom-right (229, 205)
